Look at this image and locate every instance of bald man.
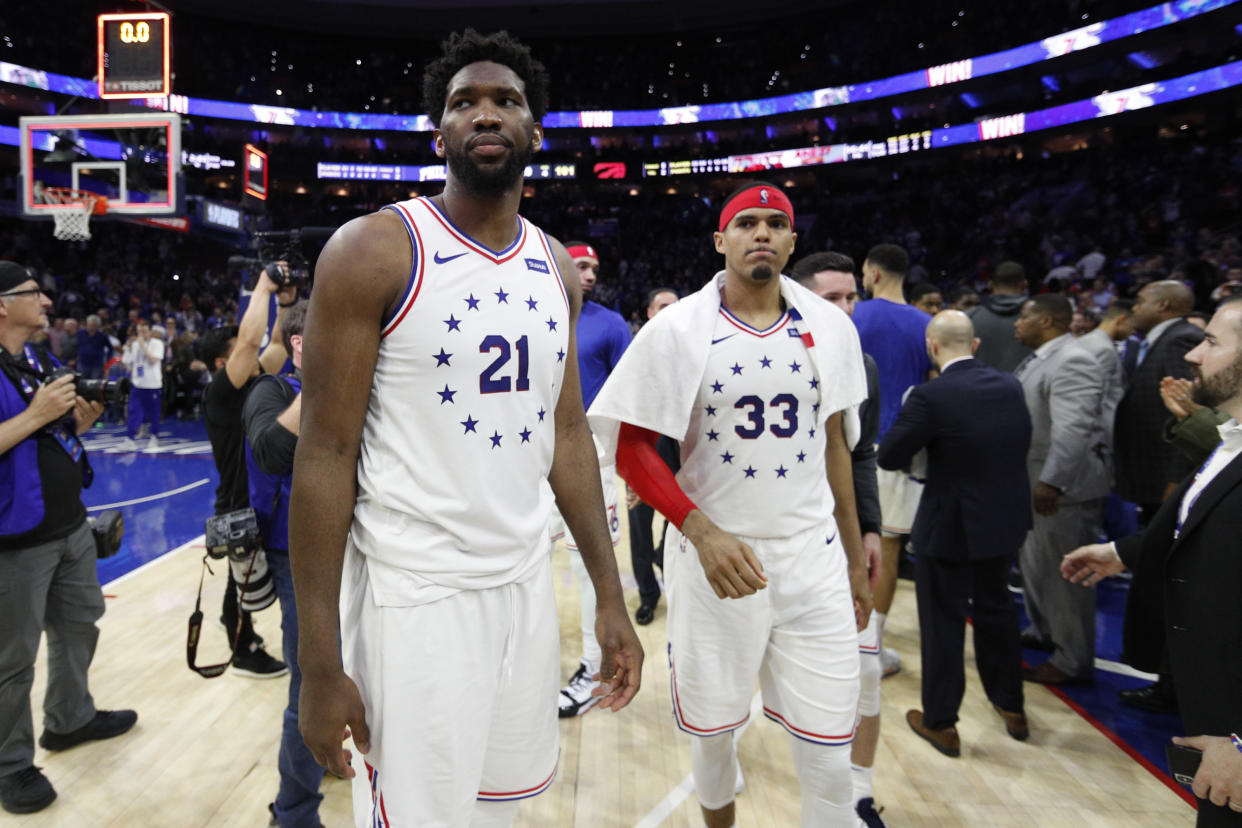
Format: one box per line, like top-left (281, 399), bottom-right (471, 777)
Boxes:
top-left (877, 312), bottom-right (1032, 757)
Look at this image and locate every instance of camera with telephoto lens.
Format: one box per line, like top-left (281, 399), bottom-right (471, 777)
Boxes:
top-left (204, 508), bottom-right (276, 612)
top-left (47, 367), bottom-right (130, 406)
top-left (227, 226), bottom-right (335, 292)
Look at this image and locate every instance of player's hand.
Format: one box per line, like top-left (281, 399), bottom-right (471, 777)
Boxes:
top-left (28, 375), bottom-right (77, 427)
top-left (849, 560), bottom-right (874, 632)
top-left (1033, 481), bottom-right (1061, 517)
top-left (862, 532), bottom-right (882, 593)
top-left (681, 510), bottom-right (766, 599)
top-left (592, 600), bottom-right (644, 713)
top-left (73, 397), bottom-right (104, 435)
top-left (299, 667), bottom-right (371, 779)
top-left (625, 485), bottom-right (640, 510)
top-left (1160, 376), bottom-right (1202, 421)
top-left (1171, 735), bottom-right (1242, 810)
top-left (1061, 543), bottom-right (1125, 587)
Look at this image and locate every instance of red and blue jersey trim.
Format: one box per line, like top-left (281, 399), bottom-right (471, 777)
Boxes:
top-left (668, 643), bottom-right (750, 737)
top-left (535, 229), bottom-right (571, 313)
top-left (381, 202), bottom-right (426, 338)
top-left (762, 706), bottom-right (857, 746)
top-left (476, 755), bottom-right (558, 802)
top-left (718, 307), bottom-right (791, 338)
top-left (415, 196), bottom-right (527, 264)
top-left (364, 760), bottom-right (392, 827)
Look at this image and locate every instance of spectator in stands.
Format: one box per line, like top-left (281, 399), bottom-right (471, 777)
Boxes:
top-left (58, 319), bottom-right (78, 367)
top-left (75, 315), bottom-right (110, 380)
top-left (120, 322), bottom-right (165, 451)
top-left (968, 261), bottom-right (1032, 373)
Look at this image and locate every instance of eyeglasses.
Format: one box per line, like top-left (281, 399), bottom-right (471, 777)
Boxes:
top-left (0, 288), bottom-right (48, 300)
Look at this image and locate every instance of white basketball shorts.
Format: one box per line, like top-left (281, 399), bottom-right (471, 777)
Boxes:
top-left (340, 540), bottom-right (560, 827)
top-left (550, 464), bottom-right (621, 550)
top-left (664, 520), bottom-right (860, 746)
top-left (877, 466), bottom-right (923, 536)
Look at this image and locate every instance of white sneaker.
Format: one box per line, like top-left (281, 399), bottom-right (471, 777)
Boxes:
top-left (880, 647), bottom-right (902, 678)
top-left (117, 437), bottom-right (138, 452)
top-left (557, 661), bottom-right (600, 718)
top-left (146, 435), bottom-right (159, 451)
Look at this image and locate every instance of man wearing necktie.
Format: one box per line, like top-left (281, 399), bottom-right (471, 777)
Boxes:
top-left (1063, 296), bottom-right (1242, 827)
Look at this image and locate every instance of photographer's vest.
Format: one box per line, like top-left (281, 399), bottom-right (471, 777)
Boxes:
top-left (245, 373), bottom-right (299, 553)
top-left (350, 196), bottom-right (570, 605)
top-left (0, 344), bottom-right (91, 539)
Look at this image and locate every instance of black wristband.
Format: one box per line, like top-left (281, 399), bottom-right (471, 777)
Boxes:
top-left (278, 302), bottom-right (296, 308)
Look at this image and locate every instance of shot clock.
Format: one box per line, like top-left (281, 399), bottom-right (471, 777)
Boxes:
top-left (97, 13), bottom-right (171, 99)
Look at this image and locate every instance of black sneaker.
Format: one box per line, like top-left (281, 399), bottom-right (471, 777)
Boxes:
top-left (232, 641), bottom-right (289, 679)
top-left (39, 710), bottom-right (137, 752)
top-left (0, 766), bottom-right (56, 814)
top-left (856, 796), bottom-right (887, 827)
top-left (217, 616), bottom-right (265, 650)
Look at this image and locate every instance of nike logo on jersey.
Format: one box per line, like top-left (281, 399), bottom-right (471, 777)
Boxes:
top-left (434, 250), bottom-right (468, 265)
top-left (711, 334), bottom-right (738, 345)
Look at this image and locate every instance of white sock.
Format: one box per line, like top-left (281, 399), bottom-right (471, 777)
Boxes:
top-left (874, 611), bottom-right (887, 647)
top-left (851, 763), bottom-right (874, 802)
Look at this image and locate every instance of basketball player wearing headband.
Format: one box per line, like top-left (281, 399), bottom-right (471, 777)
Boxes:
top-left (590, 182), bottom-right (873, 826)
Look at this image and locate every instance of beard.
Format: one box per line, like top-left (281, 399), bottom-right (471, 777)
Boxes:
top-left (1193, 352), bottom-right (1242, 408)
top-left (445, 135), bottom-right (534, 196)
top-left (750, 263), bottom-right (775, 281)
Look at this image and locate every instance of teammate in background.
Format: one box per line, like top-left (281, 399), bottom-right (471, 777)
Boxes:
top-left (119, 322), bottom-right (164, 451)
top-left (909, 282), bottom-right (943, 316)
top-left (852, 243), bottom-right (933, 678)
top-left (625, 286), bottom-right (680, 626)
top-left (552, 241), bottom-right (633, 717)
top-left (290, 30), bottom-right (642, 827)
top-left (591, 182), bottom-right (872, 827)
top-left (790, 251), bottom-right (887, 828)
top-left (200, 269), bottom-right (294, 679)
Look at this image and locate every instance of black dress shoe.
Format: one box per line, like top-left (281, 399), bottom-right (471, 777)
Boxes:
top-left (635, 603), bottom-right (657, 625)
top-left (0, 766), bottom-right (56, 814)
top-left (1019, 631), bottom-right (1054, 652)
top-left (1118, 681), bottom-right (1178, 714)
top-left (39, 710), bottom-right (137, 751)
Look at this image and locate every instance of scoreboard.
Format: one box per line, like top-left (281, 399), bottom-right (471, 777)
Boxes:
top-left (97, 13), bottom-right (171, 99)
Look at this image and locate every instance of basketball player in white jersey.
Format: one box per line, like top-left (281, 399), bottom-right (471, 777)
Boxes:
top-left (289, 30), bottom-right (642, 828)
top-left (590, 182), bottom-right (873, 828)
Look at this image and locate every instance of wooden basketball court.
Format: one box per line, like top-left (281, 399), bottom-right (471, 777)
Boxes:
top-left (9, 486), bottom-right (1194, 827)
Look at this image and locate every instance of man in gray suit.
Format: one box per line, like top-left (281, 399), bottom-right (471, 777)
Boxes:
top-left (1013, 295), bottom-right (1112, 684)
top-left (1074, 299), bottom-right (1131, 446)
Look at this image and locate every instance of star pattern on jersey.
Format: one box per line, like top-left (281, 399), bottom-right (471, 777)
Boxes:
top-left (721, 451), bottom-right (734, 464)
top-left (711, 380), bottom-right (724, 394)
top-left (526, 295), bottom-right (539, 311)
top-left (759, 356), bottom-right (772, 369)
top-left (743, 465), bottom-right (757, 478)
top-left (519, 427), bottom-right (532, 444)
top-left (775, 465), bottom-right (788, 478)
top-left (433, 348), bottom-right (452, 367)
top-left (809, 377), bottom-right (819, 390)
top-left (489, 430), bottom-right (503, 448)
top-left (444, 314), bottom-right (461, 332)
top-left (789, 360), bottom-right (802, 373)
top-left (464, 294), bottom-right (481, 311)
top-left (808, 427), bottom-right (816, 438)
top-left (460, 415), bottom-right (478, 433)
top-left (556, 348), bottom-right (565, 363)
top-left (730, 362), bottom-right (744, 376)
top-left (494, 287), bottom-right (509, 304)
top-left (546, 316), bottom-right (558, 332)
top-left (706, 429), bottom-right (720, 442)
top-left (705, 404), bottom-right (717, 416)
top-left (537, 407), bottom-right (547, 422)
top-left (796, 451), bottom-right (807, 463)
top-left (437, 385), bottom-right (457, 405)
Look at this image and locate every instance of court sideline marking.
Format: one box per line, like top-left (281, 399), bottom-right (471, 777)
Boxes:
top-left (103, 533), bottom-right (205, 588)
top-left (87, 477), bottom-right (211, 511)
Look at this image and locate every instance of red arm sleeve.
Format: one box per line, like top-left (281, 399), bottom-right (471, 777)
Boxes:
top-left (616, 422), bottom-right (697, 529)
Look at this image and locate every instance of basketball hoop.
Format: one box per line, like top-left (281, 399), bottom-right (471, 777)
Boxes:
top-left (41, 187), bottom-right (107, 242)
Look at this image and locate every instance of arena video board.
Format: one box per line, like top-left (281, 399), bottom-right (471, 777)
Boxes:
top-left (0, 0), bottom-right (1233, 132)
top-left (316, 162), bottom-right (577, 182)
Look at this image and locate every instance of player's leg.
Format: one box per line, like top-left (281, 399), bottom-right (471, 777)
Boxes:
top-left (757, 526), bottom-right (860, 828)
top-left (875, 469), bottom-right (921, 677)
top-left (340, 543), bottom-right (502, 826)
top-left (693, 732), bottom-right (738, 827)
top-left (473, 556), bottom-right (560, 827)
top-left (851, 611), bottom-right (884, 825)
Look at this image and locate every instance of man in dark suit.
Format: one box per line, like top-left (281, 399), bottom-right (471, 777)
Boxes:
top-left (1113, 280), bottom-right (1204, 711)
top-left (1064, 297), bottom-right (1242, 826)
top-left (878, 311), bottom-right (1032, 758)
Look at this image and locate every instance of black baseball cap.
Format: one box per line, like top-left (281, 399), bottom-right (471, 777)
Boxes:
top-left (0, 261), bottom-right (35, 294)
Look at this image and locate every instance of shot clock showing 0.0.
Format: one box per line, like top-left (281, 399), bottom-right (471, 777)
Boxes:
top-left (97, 12), bottom-right (171, 99)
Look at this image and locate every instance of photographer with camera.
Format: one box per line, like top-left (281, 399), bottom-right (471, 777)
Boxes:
top-left (0, 262), bottom-right (137, 815)
top-left (200, 265), bottom-right (295, 679)
top-left (241, 300), bottom-right (321, 827)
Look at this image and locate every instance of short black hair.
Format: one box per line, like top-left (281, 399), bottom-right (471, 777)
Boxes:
top-left (282, 300), bottom-right (309, 355)
top-left (947, 285), bottom-right (979, 304)
top-left (789, 252), bottom-right (855, 286)
top-left (1028, 294), bottom-right (1073, 331)
top-left (646, 286), bottom-right (678, 307)
top-left (909, 282), bottom-right (942, 302)
top-left (1102, 298), bottom-right (1134, 319)
top-left (422, 29), bottom-right (549, 128)
top-left (198, 326), bottom-right (237, 367)
top-left (864, 244), bottom-right (908, 279)
top-left (993, 261), bottom-right (1027, 290)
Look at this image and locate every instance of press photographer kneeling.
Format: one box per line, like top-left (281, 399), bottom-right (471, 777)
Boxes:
top-left (0, 261), bottom-right (136, 815)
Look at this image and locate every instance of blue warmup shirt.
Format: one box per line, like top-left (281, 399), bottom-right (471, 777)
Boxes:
top-left (577, 300), bottom-right (631, 409)
top-left (852, 298), bottom-right (932, 440)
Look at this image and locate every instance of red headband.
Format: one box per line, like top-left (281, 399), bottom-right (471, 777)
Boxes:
top-left (566, 244), bottom-right (598, 260)
top-left (718, 186), bottom-right (795, 232)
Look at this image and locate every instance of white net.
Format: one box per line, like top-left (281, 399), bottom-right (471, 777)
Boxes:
top-left (41, 188), bottom-right (100, 242)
